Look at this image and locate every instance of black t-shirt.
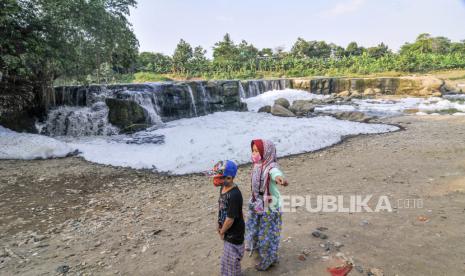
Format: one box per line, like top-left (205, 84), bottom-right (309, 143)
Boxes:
top-left (218, 185), bottom-right (245, 245)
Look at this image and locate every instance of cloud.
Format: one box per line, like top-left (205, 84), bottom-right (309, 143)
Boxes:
top-left (320, 0), bottom-right (366, 17)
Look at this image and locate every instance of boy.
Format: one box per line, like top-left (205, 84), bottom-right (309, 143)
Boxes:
top-left (215, 160), bottom-right (245, 276)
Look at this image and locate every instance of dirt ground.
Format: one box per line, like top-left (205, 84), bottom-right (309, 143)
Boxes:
top-left (1, 115), bottom-right (465, 276)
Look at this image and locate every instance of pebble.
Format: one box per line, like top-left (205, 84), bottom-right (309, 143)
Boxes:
top-left (312, 230), bottom-right (328, 239)
top-left (56, 264), bottom-right (70, 274)
top-left (354, 265), bottom-right (364, 273)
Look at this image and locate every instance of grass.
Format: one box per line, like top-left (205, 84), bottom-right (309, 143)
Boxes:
top-left (133, 72), bottom-right (173, 83)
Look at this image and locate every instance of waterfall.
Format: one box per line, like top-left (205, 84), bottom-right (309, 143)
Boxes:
top-left (45, 79), bottom-right (290, 137)
top-left (40, 102), bottom-right (118, 136)
top-left (198, 83), bottom-right (208, 114)
top-left (238, 81), bottom-right (246, 99)
top-left (248, 81), bottom-right (260, 97)
top-left (122, 91), bottom-right (162, 124)
top-left (187, 85), bottom-right (198, 117)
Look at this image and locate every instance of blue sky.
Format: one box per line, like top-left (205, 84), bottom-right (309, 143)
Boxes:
top-left (129, 0), bottom-right (465, 56)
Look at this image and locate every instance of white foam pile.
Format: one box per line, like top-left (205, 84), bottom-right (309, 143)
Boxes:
top-left (243, 89), bottom-right (328, 112)
top-left (0, 126), bottom-right (76, 160)
top-left (315, 97), bottom-right (465, 116)
top-left (63, 111), bottom-right (398, 174)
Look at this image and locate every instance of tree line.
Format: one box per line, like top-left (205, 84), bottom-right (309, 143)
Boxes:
top-left (134, 33), bottom-right (465, 80)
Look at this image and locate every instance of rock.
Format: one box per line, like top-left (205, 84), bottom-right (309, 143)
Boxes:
top-left (432, 91), bottom-right (442, 97)
top-left (106, 98), bottom-right (148, 133)
top-left (360, 219), bottom-right (369, 226)
top-left (271, 104), bottom-right (296, 117)
top-left (354, 265), bottom-right (364, 273)
top-left (373, 88), bottom-right (382, 94)
top-left (337, 90), bottom-right (351, 97)
top-left (316, 226), bottom-right (328, 231)
top-left (367, 268), bottom-right (384, 276)
top-left (350, 90), bottom-right (361, 98)
top-left (323, 98), bottom-right (336, 104)
top-left (0, 248), bottom-right (7, 258)
top-left (32, 234), bottom-right (48, 242)
top-left (274, 98), bottom-right (290, 109)
top-left (301, 248), bottom-right (311, 256)
top-left (332, 111), bottom-right (373, 122)
top-left (258, 105), bottom-right (271, 113)
top-left (363, 88), bottom-right (376, 96)
top-left (290, 100), bottom-right (315, 116)
top-left (56, 264), bottom-right (70, 274)
top-left (297, 254), bottom-right (306, 261)
top-left (312, 230), bottom-right (328, 240)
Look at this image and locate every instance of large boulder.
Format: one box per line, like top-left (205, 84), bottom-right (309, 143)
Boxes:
top-left (271, 104), bottom-right (296, 117)
top-left (274, 98), bottom-right (290, 109)
top-left (337, 90), bottom-right (351, 97)
top-left (105, 98), bottom-right (148, 132)
top-left (289, 100), bottom-right (315, 116)
top-left (332, 111), bottom-right (373, 122)
top-left (258, 105), bottom-right (271, 113)
top-left (363, 88), bottom-right (376, 96)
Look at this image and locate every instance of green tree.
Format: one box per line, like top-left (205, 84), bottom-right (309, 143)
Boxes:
top-left (136, 52), bottom-right (172, 74)
top-left (346, 42), bottom-right (365, 56)
top-left (172, 39), bottom-right (193, 73)
top-left (190, 46), bottom-right (208, 74)
top-left (237, 40), bottom-right (258, 62)
top-left (213, 33), bottom-right (239, 62)
top-left (259, 48), bottom-right (273, 57)
top-left (291, 38), bottom-right (332, 58)
top-left (367, 43), bottom-right (390, 58)
top-left (1, 0), bottom-right (138, 90)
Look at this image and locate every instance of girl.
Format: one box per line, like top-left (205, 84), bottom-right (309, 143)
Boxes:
top-left (245, 139), bottom-right (288, 271)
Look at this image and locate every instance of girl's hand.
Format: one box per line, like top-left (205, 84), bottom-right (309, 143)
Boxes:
top-left (275, 176), bottom-right (289, 186)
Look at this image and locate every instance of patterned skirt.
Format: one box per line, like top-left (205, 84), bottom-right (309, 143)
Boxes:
top-left (245, 203), bottom-right (283, 270)
top-left (221, 241), bottom-right (244, 276)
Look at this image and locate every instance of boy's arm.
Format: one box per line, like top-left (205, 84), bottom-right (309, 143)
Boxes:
top-left (219, 217), bottom-right (234, 235)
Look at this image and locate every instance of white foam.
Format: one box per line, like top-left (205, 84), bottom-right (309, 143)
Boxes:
top-left (0, 126), bottom-right (75, 160)
top-left (64, 111), bottom-right (398, 174)
top-left (243, 89), bottom-right (328, 112)
top-left (316, 97), bottom-right (465, 116)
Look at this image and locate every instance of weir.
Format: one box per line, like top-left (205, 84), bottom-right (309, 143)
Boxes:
top-left (43, 79), bottom-right (290, 136)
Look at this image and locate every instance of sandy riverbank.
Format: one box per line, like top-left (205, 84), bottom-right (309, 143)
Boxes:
top-left (1, 115), bottom-right (465, 275)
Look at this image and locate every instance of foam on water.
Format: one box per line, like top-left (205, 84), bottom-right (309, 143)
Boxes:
top-left (63, 111), bottom-right (398, 174)
top-left (316, 96), bottom-right (465, 116)
top-left (0, 126), bottom-right (76, 159)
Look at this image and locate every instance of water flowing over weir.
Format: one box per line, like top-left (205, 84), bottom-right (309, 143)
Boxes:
top-left (41, 79), bottom-right (291, 136)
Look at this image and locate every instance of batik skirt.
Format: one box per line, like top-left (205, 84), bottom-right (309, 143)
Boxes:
top-left (245, 203), bottom-right (282, 270)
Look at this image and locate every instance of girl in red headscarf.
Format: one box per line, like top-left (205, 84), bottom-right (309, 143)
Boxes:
top-left (245, 139), bottom-right (288, 271)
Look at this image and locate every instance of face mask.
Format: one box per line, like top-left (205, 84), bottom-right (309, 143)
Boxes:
top-left (213, 175), bottom-right (224, 187)
top-left (252, 154), bottom-right (261, 164)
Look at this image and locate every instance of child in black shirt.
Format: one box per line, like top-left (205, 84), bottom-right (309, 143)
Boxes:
top-left (215, 160), bottom-right (245, 276)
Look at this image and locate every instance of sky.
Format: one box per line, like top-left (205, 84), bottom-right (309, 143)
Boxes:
top-left (129, 0), bottom-right (465, 56)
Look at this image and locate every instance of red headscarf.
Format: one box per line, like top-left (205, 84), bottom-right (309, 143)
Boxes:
top-left (250, 139), bottom-right (279, 203)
